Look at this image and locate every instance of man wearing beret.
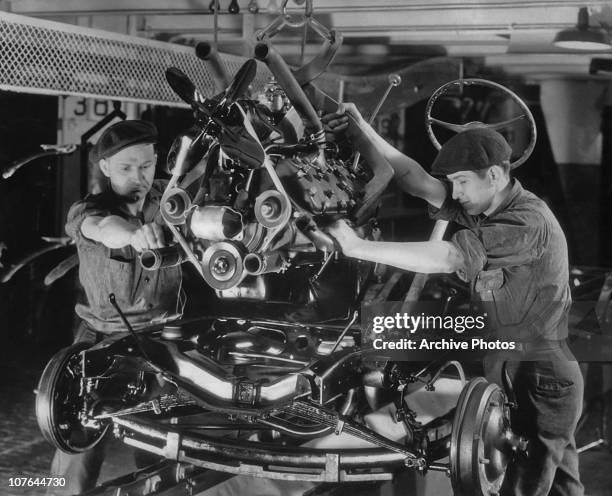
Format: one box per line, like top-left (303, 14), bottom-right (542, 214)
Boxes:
top-left (47, 120), bottom-right (183, 495)
top-left (323, 104), bottom-right (583, 496)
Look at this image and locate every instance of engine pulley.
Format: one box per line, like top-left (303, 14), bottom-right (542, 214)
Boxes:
top-left (201, 241), bottom-right (247, 290)
top-left (161, 187), bottom-right (192, 225)
top-left (254, 190), bottom-right (291, 229)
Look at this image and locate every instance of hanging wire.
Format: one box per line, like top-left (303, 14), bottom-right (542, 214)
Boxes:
top-left (213, 0), bottom-right (219, 48)
top-left (299, 19), bottom-right (308, 66)
top-left (459, 58), bottom-right (464, 96)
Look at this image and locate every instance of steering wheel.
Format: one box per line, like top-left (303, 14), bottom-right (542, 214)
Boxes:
top-left (425, 78), bottom-right (537, 169)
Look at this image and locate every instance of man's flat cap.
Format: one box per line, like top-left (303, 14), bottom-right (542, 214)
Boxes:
top-left (431, 127), bottom-right (512, 176)
top-left (91, 120), bottom-right (157, 163)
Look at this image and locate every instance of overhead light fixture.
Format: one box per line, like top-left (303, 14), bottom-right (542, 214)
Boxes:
top-left (553, 7), bottom-right (611, 51)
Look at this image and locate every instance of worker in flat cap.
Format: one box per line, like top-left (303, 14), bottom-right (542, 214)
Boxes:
top-left (67, 119), bottom-right (183, 335)
top-left (47, 120), bottom-right (183, 495)
top-left (323, 105), bottom-right (583, 496)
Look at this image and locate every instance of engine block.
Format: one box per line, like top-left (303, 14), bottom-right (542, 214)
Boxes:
top-left (145, 50), bottom-right (388, 309)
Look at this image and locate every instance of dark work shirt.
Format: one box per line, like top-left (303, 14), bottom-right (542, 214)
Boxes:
top-left (65, 179), bottom-right (182, 334)
top-left (429, 179), bottom-right (570, 341)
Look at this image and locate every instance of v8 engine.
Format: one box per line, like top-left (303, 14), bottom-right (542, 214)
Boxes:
top-left (146, 46), bottom-right (391, 308)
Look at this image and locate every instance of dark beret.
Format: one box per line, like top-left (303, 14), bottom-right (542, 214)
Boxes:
top-left (431, 128), bottom-right (512, 176)
top-left (91, 120), bottom-right (158, 163)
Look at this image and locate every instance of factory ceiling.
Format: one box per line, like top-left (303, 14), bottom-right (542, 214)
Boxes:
top-left (5, 0), bottom-right (612, 82)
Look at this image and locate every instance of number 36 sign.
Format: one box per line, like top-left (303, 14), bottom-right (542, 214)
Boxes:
top-left (59, 96), bottom-right (138, 145)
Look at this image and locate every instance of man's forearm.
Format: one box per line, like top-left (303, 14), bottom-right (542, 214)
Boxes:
top-left (83, 215), bottom-right (137, 249)
top-left (344, 238), bottom-right (461, 274)
top-left (352, 121), bottom-right (429, 197)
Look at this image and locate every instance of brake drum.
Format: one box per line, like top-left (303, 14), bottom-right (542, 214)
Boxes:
top-left (36, 342), bottom-right (108, 454)
top-left (450, 377), bottom-right (513, 496)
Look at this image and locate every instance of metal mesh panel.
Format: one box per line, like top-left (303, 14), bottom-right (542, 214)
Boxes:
top-left (0, 12), bottom-right (271, 106)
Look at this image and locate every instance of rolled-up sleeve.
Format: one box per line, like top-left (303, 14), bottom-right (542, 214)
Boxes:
top-left (478, 214), bottom-right (546, 268)
top-left (450, 229), bottom-right (487, 282)
top-left (448, 212), bottom-right (547, 283)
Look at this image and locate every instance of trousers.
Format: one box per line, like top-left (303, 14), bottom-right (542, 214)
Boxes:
top-left (484, 343), bottom-right (584, 496)
top-left (47, 435), bottom-right (108, 496)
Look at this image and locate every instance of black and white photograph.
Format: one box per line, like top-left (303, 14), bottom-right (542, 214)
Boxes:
top-left (1, 1), bottom-right (612, 495)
